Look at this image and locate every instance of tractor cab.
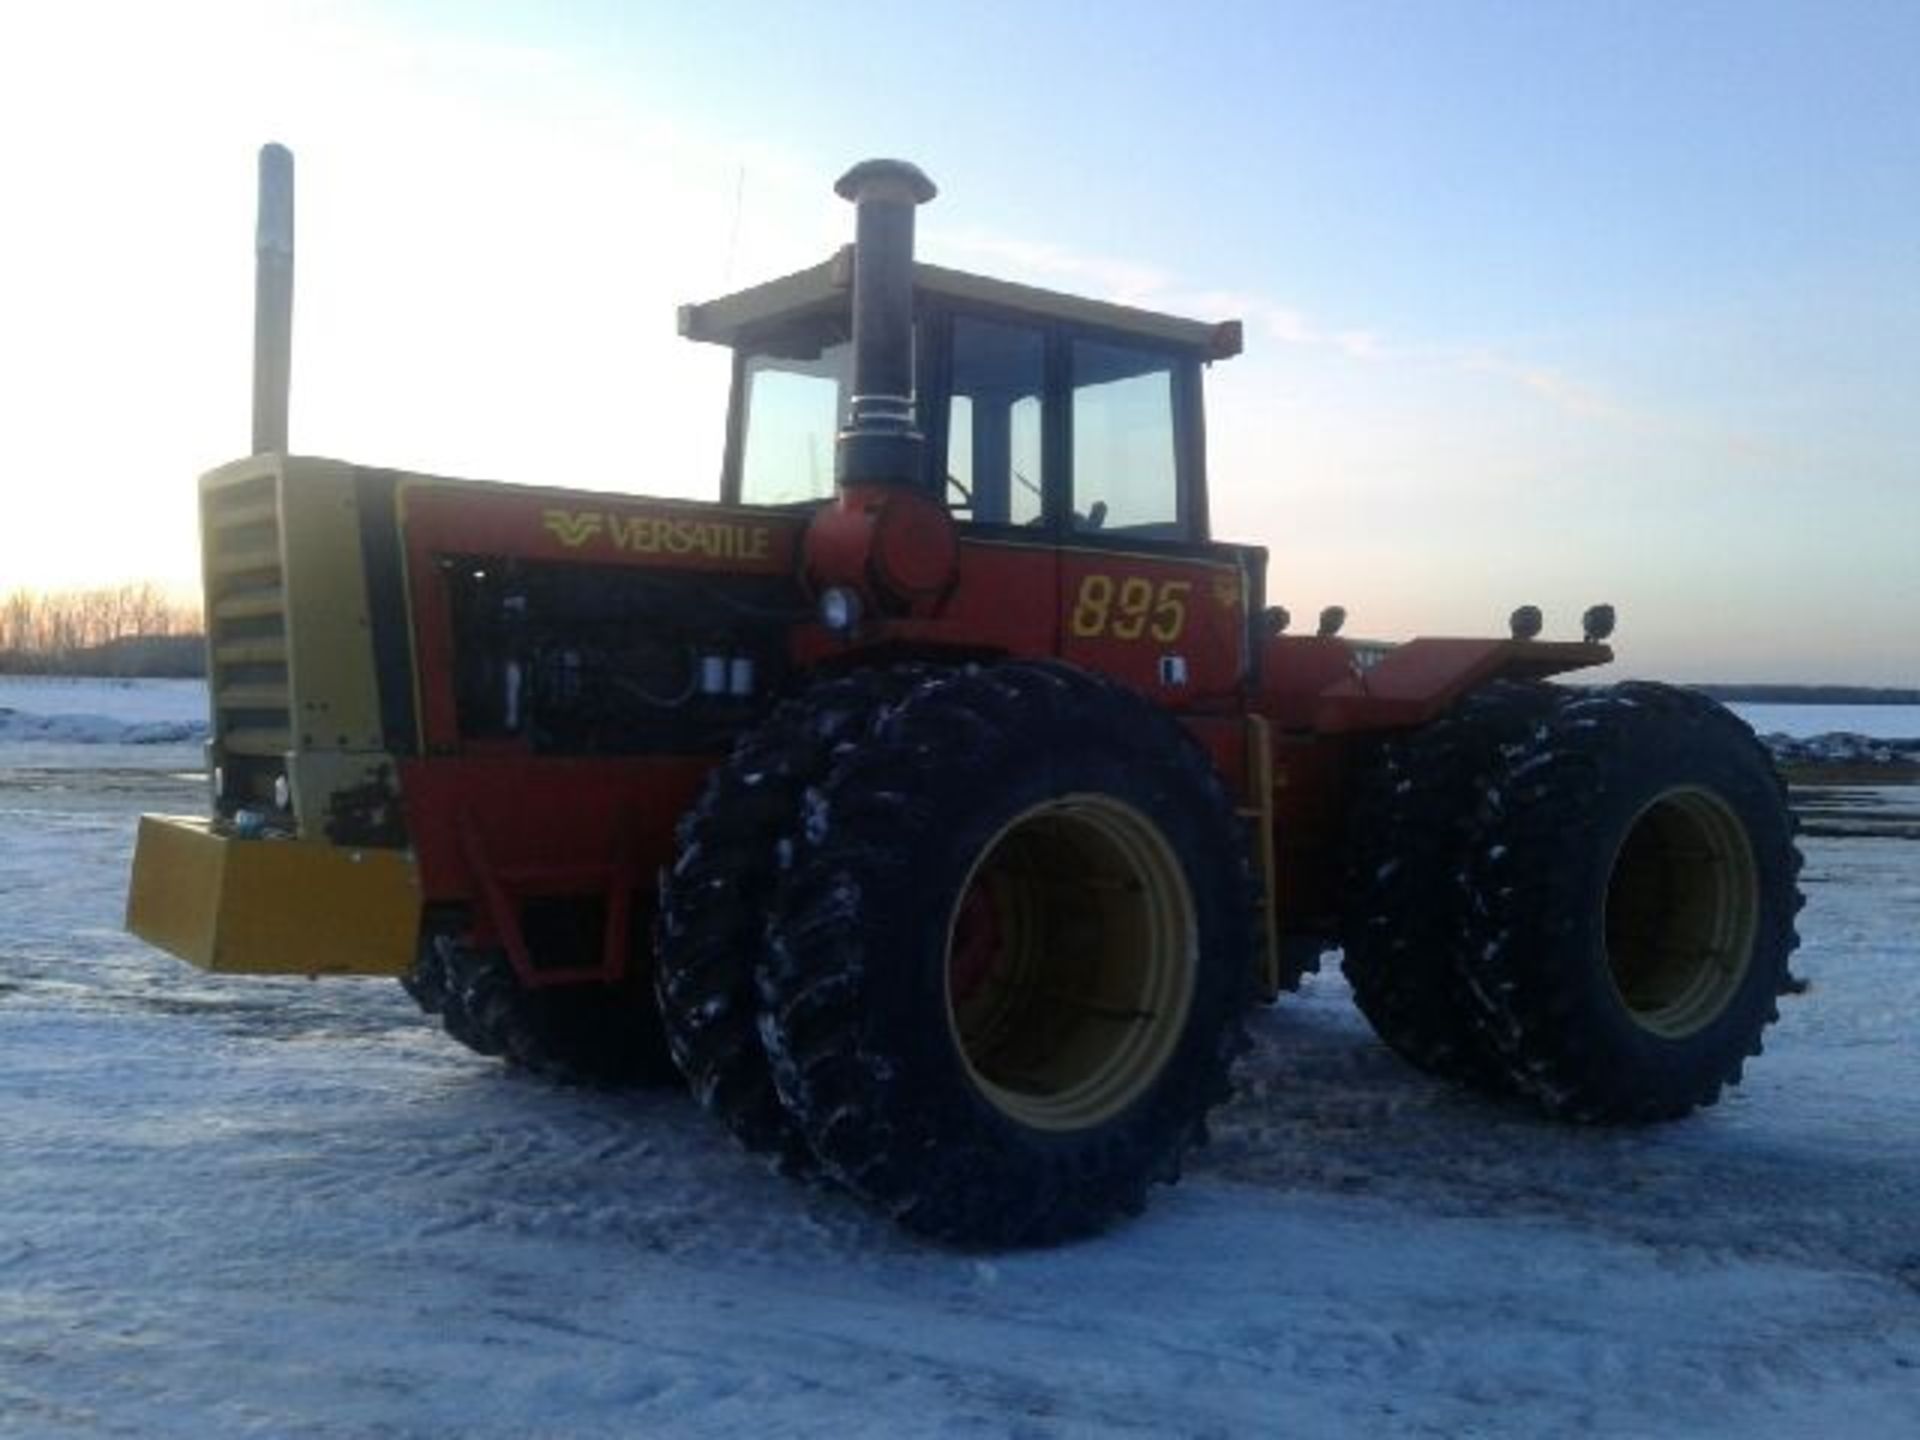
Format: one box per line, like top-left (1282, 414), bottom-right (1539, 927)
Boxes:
top-left (678, 250), bottom-right (1243, 544)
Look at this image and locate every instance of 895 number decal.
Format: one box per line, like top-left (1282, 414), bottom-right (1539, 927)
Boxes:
top-left (1069, 574), bottom-right (1191, 642)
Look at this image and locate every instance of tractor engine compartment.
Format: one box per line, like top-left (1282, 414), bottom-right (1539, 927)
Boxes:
top-left (442, 558), bottom-right (802, 755)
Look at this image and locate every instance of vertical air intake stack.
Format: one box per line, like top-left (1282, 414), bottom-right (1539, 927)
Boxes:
top-left (252, 142), bottom-right (296, 455)
top-left (803, 158), bottom-right (958, 618)
top-left (832, 159), bottom-right (938, 488)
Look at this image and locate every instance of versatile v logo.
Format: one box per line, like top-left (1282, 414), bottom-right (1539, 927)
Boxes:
top-left (542, 510), bottom-right (604, 548)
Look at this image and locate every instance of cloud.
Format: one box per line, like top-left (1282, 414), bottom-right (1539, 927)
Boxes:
top-left (936, 230), bottom-right (1178, 308)
top-left (1452, 348), bottom-right (1625, 421)
top-left (938, 227), bottom-right (1630, 424)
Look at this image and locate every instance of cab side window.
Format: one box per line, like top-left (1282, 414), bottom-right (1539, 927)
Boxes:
top-left (945, 316), bottom-right (1045, 526)
top-left (739, 341), bottom-right (850, 506)
top-left (1070, 340), bottom-right (1184, 537)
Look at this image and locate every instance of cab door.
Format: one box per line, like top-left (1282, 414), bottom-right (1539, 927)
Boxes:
top-left (1056, 336), bottom-right (1248, 704)
top-left (935, 311), bottom-right (1063, 657)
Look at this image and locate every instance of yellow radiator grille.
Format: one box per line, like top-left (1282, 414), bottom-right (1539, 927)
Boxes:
top-left (202, 475), bottom-right (291, 762)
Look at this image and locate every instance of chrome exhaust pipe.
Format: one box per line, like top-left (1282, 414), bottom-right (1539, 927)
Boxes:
top-left (252, 142), bottom-right (295, 455)
top-left (833, 158), bottom-right (936, 488)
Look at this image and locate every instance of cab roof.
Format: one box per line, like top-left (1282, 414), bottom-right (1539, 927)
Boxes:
top-left (678, 246), bottom-right (1243, 361)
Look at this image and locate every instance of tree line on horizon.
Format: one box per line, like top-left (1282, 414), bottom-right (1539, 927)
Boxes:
top-left (0, 583), bottom-right (205, 676)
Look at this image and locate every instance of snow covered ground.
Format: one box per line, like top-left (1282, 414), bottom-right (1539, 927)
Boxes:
top-left (3, 680), bottom-right (1917, 1437)
top-left (0, 676), bottom-right (208, 739)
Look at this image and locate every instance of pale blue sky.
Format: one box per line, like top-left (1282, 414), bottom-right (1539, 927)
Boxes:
top-left (0, 1), bottom-right (1913, 682)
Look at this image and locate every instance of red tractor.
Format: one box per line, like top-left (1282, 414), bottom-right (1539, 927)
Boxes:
top-left (129, 149), bottom-right (1802, 1245)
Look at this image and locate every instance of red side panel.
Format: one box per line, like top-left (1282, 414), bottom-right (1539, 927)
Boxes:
top-left (1057, 548), bottom-right (1249, 704)
top-left (397, 754), bottom-right (714, 986)
top-left (1313, 638), bottom-right (1612, 733)
top-left (791, 534), bottom-right (1255, 703)
top-left (1250, 634), bottom-right (1611, 927)
top-left (1255, 636), bottom-right (1362, 730)
top-left (399, 756), bottom-right (711, 902)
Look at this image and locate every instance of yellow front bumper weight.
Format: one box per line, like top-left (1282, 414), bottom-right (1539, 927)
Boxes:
top-left (125, 814), bottom-right (420, 977)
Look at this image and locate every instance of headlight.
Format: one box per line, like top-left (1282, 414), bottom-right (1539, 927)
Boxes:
top-left (820, 585), bottom-right (864, 633)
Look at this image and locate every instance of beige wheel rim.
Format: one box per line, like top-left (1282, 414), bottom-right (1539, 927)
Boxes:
top-left (1603, 786), bottom-right (1760, 1038)
top-left (944, 794), bottom-right (1198, 1131)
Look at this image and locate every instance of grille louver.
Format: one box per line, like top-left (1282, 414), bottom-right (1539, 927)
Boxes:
top-left (203, 476), bottom-right (292, 766)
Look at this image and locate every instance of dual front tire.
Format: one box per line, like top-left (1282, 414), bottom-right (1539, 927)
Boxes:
top-left (659, 662), bottom-right (1258, 1245)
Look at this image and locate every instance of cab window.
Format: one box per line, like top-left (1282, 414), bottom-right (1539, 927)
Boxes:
top-left (1070, 340), bottom-right (1184, 537)
top-left (944, 315), bottom-right (1046, 525)
top-left (738, 340), bottom-right (851, 506)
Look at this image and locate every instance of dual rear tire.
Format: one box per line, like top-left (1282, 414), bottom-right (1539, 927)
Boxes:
top-left (1343, 681), bottom-right (1802, 1120)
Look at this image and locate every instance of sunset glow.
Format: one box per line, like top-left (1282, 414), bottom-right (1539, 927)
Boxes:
top-left (1, 1), bottom-right (1913, 683)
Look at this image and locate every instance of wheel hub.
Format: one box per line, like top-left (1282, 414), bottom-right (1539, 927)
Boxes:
top-left (1603, 786), bottom-right (1760, 1038)
top-left (944, 794), bottom-right (1198, 1131)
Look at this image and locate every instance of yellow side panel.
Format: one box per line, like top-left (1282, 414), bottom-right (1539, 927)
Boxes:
top-left (278, 459), bottom-right (386, 754)
top-left (127, 815), bottom-right (419, 976)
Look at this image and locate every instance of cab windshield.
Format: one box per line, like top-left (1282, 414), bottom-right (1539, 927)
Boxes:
top-left (737, 336), bottom-right (852, 507)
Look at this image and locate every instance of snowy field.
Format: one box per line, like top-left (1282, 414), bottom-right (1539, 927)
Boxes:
top-left (3, 681), bottom-right (1918, 1437)
top-left (0, 676), bottom-right (207, 734)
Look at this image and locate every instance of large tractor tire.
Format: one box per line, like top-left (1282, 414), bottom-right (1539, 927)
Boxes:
top-left (655, 668), bottom-right (926, 1166)
top-left (1460, 682), bottom-right (1802, 1121)
top-left (1342, 681), bottom-right (1562, 1090)
top-left (405, 931), bottom-right (681, 1088)
top-left (757, 662), bottom-right (1257, 1247)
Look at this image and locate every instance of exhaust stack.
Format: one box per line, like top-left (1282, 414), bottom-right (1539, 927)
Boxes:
top-left (833, 159), bottom-right (936, 488)
top-left (252, 142), bottom-right (295, 455)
